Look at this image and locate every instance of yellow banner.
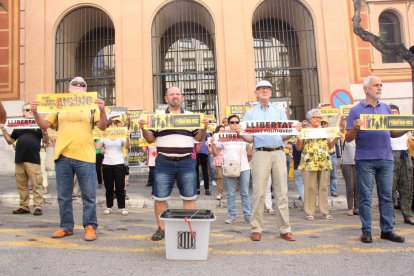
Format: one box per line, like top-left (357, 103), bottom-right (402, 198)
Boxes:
top-left (320, 108), bottom-right (339, 116)
top-left (93, 127), bottom-right (129, 139)
top-left (141, 113), bottom-right (204, 130)
top-left (360, 114), bottom-right (414, 130)
top-left (37, 92), bottom-right (98, 113)
top-left (300, 127), bottom-right (339, 139)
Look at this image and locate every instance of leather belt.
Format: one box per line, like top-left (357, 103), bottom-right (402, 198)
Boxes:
top-left (255, 147), bottom-right (283, 152)
top-left (159, 154), bottom-right (191, 161)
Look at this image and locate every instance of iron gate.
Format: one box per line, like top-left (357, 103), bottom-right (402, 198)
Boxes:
top-left (152, 0), bottom-right (217, 116)
top-left (253, 0), bottom-right (320, 120)
top-left (55, 7), bottom-right (116, 106)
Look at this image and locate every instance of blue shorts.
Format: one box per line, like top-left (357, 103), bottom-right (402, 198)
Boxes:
top-left (153, 155), bottom-right (197, 201)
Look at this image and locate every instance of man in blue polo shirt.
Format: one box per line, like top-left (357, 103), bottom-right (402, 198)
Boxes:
top-left (346, 75), bottom-right (408, 243)
top-left (239, 80), bottom-right (295, 242)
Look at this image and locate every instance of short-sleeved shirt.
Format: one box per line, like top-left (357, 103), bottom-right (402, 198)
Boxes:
top-left (244, 103), bottom-right (286, 148)
top-left (45, 109), bottom-right (100, 163)
top-left (150, 108), bottom-right (197, 157)
top-left (11, 129), bottom-right (42, 164)
top-left (346, 101), bottom-right (392, 161)
top-left (298, 138), bottom-right (332, 171)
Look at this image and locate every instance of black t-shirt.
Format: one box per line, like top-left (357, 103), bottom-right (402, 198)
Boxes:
top-left (10, 129), bottom-right (42, 164)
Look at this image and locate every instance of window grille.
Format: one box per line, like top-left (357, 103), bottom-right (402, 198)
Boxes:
top-left (379, 11), bottom-right (403, 63)
top-left (152, 0), bottom-right (217, 116)
top-left (253, 0), bottom-right (320, 119)
top-left (55, 7), bottom-right (115, 105)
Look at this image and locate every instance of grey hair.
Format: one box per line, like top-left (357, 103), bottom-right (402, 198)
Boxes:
top-left (305, 108), bottom-right (320, 121)
top-left (362, 76), bottom-right (379, 88)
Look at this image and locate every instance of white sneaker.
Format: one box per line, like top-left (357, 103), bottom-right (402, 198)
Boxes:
top-left (121, 209), bottom-right (128, 216)
top-left (225, 218), bottom-right (236, 224)
top-left (200, 180), bottom-right (204, 186)
top-left (212, 180), bottom-right (217, 186)
top-left (216, 193), bottom-right (223, 200)
top-left (103, 208), bottom-right (112, 215)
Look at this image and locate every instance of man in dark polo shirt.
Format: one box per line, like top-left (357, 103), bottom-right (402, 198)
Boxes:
top-left (346, 76), bottom-right (408, 243)
top-left (140, 86), bottom-right (208, 241)
top-left (1, 103), bottom-right (45, 215)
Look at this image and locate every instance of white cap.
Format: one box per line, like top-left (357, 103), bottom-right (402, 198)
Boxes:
top-left (255, 80), bottom-right (272, 89)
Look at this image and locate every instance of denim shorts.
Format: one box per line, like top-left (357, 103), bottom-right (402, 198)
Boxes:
top-left (153, 155), bottom-right (197, 200)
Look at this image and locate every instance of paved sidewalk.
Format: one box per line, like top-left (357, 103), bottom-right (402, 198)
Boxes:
top-left (0, 167), bottom-right (366, 211)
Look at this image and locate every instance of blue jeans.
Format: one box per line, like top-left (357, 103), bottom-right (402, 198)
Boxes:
top-left (154, 155), bottom-right (197, 200)
top-left (224, 169), bottom-right (251, 220)
top-left (330, 153), bottom-right (337, 194)
top-left (294, 169), bottom-right (305, 200)
top-left (55, 156), bottom-right (98, 231)
top-left (208, 153), bottom-right (216, 181)
top-left (356, 159), bottom-right (394, 233)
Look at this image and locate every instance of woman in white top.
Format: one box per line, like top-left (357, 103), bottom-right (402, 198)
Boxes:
top-left (212, 115), bottom-right (253, 223)
top-left (96, 117), bottom-right (129, 216)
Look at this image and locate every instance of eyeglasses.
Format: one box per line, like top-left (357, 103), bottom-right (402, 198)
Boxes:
top-left (229, 121), bottom-right (240, 124)
top-left (312, 117), bottom-right (323, 120)
top-left (23, 109), bottom-right (32, 112)
top-left (70, 81), bottom-right (86, 87)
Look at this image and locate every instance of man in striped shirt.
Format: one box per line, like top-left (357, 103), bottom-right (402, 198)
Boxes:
top-left (140, 86), bottom-right (208, 241)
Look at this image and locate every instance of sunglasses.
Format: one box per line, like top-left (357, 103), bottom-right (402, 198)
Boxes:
top-left (23, 109), bottom-right (32, 112)
top-left (70, 81), bottom-right (86, 87)
top-left (229, 121), bottom-right (240, 124)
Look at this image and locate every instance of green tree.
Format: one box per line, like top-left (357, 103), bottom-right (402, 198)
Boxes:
top-left (352, 0), bottom-right (414, 112)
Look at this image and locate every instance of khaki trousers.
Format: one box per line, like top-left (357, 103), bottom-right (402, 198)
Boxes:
top-left (15, 162), bottom-right (43, 210)
top-left (250, 150), bottom-right (291, 234)
top-left (302, 170), bottom-right (330, 216)
top-left (214, 166), bottom-right (224, 194)
top-left (40, 149), bottom-right (48, 187)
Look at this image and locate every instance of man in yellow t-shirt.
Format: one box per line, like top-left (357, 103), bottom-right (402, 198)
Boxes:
top-left (33, 77), bottom-right (107, 241)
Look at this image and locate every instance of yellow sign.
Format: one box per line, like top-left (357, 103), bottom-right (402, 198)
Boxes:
top-left (204, 114), bottom-right (216, 122)
top-left (300, 127), bottom-right (339, 139)
top-left (37, 92), bottom-right (97, 113)
top-left (339, 105), bottom-right (354, 116)
top-left (138, 137), bottom-right (156, 147)
top-left (207, 123), bottom-right (216, 133)
top-left (142, 113), bottom-right (204, 130)
top-left (360, 114), bottom-right (414, 130)
top-left (225, 105), bottom-right (246, 117)
top-left (93, 127), bottom-right (129, 139)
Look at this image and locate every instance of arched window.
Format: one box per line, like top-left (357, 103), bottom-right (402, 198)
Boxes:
top-left (253, 0), bottom-right (319, 119)
top-left (152, 0), bottom-right (217, 115)
top-left (55, 7), bottom-right (116, 105)
top-left (379, 11), bottom-right (403, 63)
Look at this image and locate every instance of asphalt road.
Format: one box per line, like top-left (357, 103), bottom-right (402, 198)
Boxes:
top-left (0, 204), bottom-right (413, 276)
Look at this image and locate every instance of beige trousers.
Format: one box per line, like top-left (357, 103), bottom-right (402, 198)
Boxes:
top-left (40, 148), bottom-right (48, 187)
top-left (214, 166), bottom-right (224, 194)
top-left (302, 170), bottom-right (330, 216)
top-left (15, 162), bottom-right (43, 210)
top-left (250, 150), bottom-right (291, 234)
